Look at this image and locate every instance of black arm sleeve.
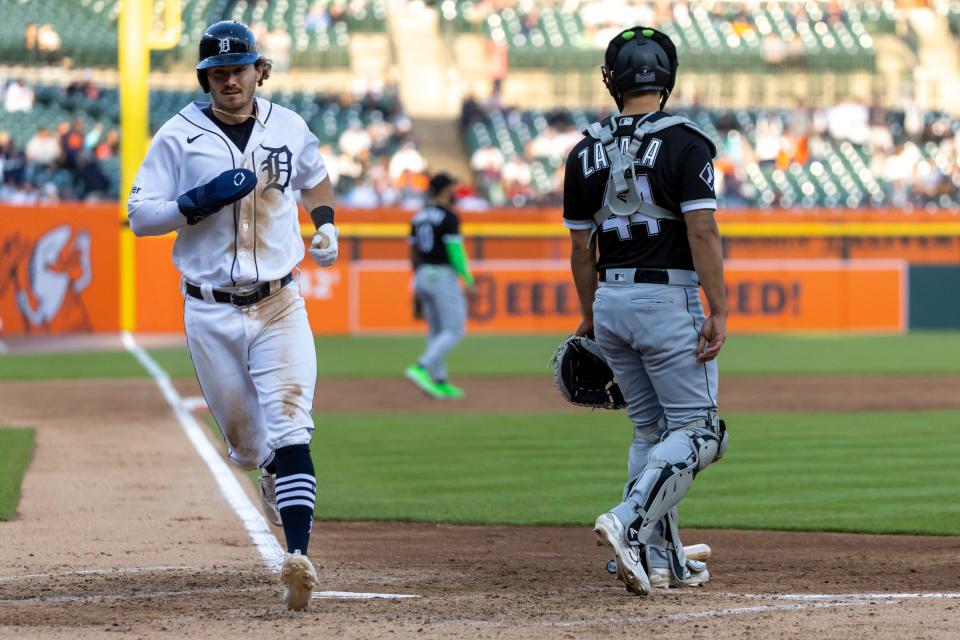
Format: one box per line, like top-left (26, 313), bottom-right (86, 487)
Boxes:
top-left (677, 139), bottom-right (718, 213)
top-left (562, 142), bottom-right (595, 229)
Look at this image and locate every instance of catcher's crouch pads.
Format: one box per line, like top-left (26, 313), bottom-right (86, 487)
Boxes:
top-left (552, 335), bottom-right (627, 410)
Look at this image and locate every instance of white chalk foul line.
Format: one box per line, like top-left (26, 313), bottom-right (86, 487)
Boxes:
top-left (181, 395), bottom-right (209, 411)
top-left (122, 331), bottom-right (286, 572)
top-left (472, 592), bottom-right (960, 630)
top-left (2, 587), bottom-right (419, 605)
top-left (728, 592), bottom-right (960, 602)
top-left (0, 565), bottom-right (199, 583)
top-left (121, 332), bottom-right (421, 601)
top-left (315, 591), bottom-right (420, 600)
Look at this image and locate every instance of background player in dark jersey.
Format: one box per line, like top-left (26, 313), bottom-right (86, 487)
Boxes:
top-left (563, 27), bottom-right (729, 595)
top-left (405, 173), bottom-right (477, 399)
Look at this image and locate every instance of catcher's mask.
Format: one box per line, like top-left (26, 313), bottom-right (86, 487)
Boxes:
top-left (601, 26), bottom-right (678, 111)
top-left (196, 20), bottom-right (261, 93)
top-left (552, 335), bottom-right (627, 410)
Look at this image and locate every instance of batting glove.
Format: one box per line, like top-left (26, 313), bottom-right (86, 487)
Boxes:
top-left (177, 169), bottom-right (257, 225)
top-left (309, 222), bottom-right (339, 267)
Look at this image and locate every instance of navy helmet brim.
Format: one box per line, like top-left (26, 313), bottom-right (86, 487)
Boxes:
top-left (196, 52), bottom-right (260, 70)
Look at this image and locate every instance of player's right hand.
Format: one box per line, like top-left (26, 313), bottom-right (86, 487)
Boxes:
top-left (177, 169), bottom-right (257, 225)
top-left (309, 223), bottom-right (339, 267)
top-left (574, 317), bottom-right (594, 339)
top-left (697, 314), bottom-right (727, 363)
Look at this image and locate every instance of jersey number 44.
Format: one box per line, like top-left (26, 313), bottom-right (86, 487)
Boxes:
top-left (600, 174), bottom-right (663, 240)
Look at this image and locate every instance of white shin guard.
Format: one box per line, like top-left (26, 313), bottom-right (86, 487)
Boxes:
top-left (622, 420), bottom-right (727, 547)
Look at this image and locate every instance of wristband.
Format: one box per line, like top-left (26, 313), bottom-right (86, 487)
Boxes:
top-left (310, 205), bottom-right (335, 228)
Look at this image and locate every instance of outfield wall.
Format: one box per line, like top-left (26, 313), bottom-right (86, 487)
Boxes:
top-left (0, 204), bottom-right (955, 335)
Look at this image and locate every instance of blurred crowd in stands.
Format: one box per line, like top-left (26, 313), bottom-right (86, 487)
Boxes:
top-left (450, 0), bottom-right (868, 52)
top-left (2, 72), bottom-right (958, 210)
top-left (0, 78), bottom-right (119, 204)
top-left (461, 94), bottom-right (960, 210)
top-left (713, 99), bottom-right (960, 209)
top-left (317, 83), bottom-right (435, 208)
top-left (0, 76), bottom-right (434, 206)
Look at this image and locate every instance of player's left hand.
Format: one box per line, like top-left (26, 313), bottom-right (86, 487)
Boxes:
top-left (697, 314), bottom-right (727, 363)
top-left (309, 223), bottom-right (338, 267)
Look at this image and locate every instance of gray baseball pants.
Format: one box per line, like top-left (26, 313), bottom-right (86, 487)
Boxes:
top-left (414, 265), bottom-right (466, 382)
top-left (593, 280), bottom-right (719, 566)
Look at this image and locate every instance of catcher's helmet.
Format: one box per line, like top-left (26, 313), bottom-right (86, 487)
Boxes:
top-left (601, 27), bottom-right (678, 111)
top-left (196, 21), bottom-right (261, 92)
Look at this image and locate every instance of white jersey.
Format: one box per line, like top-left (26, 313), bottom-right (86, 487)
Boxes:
top-left (128, 97), bottom-right (327, 287)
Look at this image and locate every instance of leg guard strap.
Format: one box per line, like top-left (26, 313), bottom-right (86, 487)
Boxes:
top-left (620, 419), bottom-right (728, 546)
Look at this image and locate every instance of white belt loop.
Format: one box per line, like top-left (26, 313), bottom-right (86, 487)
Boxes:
top-left (199, 283), bottom-right (216, 303)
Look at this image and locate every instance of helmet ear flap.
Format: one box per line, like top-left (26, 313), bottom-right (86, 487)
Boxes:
top-left (197, 69), bottom-right (210, 93)
top-left (600, 64), bottom-right (624, 111)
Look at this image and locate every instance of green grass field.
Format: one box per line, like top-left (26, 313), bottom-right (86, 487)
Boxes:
top-left (2, 331), bottom-right (959, 379)
top-left (0, 428), bottom-right (35, 521)
top-left (4, 333), bottom-right (960, 536)
top-left (307, 411), bottom-right (960, 536)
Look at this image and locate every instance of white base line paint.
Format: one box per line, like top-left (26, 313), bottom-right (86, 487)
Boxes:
top-left (122, 331), bottom-right (286, 572)
top-left (314, 591), bottom-right (420, 600)
top-left (1, 588), bottom-right (419, 605)
top-left (729, 592), bottom-right (960, 602)
top-left (181, 395), bottom-right (209, 411)
top-left (120, 332), bottom-right (421, 601)
top-left (521, 592), bottom-right (960, 629)
top-left (0, 566), bottom-right (199, 583)
top-left (1, 587), bottom-right (267, 605)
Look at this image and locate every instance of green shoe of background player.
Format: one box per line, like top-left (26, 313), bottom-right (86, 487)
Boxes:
top-left (435, 382), bottom-right (465, 399)
top-left (404, 364), bottom-right (444, 399)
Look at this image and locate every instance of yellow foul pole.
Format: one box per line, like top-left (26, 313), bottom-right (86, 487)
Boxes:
top-left (118, 1), bottom-right (180, 332)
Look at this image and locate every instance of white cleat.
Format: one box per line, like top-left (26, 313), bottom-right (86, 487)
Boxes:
top-left (258, 469), bottom-right (282, 526)
top-left (281, 551), bottom-right (318, 611)
top-left (594, 513), bottom-right (650, 595)
top-left (650, 561), bottom-right (710, 589)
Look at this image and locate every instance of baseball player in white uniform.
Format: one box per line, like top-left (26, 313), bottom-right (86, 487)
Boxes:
top-left (128, 21), bottom-right (337, 611)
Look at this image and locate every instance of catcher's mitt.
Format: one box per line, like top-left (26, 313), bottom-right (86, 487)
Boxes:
top-left (551, 335), bottom-right (626, 410)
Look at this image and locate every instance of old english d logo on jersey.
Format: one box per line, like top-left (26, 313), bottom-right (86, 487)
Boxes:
top-left (260, 145), bottom-right (292, 193)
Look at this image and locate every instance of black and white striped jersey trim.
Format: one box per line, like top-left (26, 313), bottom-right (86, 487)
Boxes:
top-left (679, 198), bottom-right (717, 213)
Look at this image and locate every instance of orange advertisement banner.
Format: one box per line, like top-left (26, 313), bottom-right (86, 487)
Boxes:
top-left (0, 207), bottom-right (118, 335)
top-left (351, 261), bottom-right (580, 334)
top-left (722, 260), bottom-right (906, 332)
top-left (349, 259), bottom-right (906, 335)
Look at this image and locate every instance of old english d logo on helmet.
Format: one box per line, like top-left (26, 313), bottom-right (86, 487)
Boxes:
top-left (196, 20), bottom-right (261, 70)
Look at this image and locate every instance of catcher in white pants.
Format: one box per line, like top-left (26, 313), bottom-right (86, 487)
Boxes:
top-left (565, 26), bottom-right (729, 595)
top-left (128, 20), bottom-right (336, 611)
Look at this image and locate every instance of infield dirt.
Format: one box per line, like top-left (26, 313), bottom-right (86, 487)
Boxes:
top-left (0, 378), bottom-right (957, 639)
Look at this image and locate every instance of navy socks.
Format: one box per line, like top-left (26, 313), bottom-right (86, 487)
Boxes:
top-left (273, 444), bottom-right (316, 554)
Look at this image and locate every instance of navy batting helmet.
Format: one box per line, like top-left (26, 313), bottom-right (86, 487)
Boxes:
top-left (196, 21), bottom-right (261, 92)
top-left (601, 27), bottom-right (678, 111)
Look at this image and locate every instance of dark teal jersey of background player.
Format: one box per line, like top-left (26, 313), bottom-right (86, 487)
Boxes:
top-left (562, 111), bottom-right (718, 271)
top-left (410, 204), bottom-right (461, 266)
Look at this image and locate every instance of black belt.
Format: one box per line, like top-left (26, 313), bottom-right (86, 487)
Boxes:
top-left (600, 268), bottom-right (670, 284)
top-left (185, 273), bottom-right (293, 307)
